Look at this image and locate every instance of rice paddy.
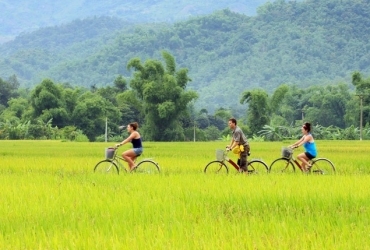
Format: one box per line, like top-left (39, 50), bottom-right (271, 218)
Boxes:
top-left (0, 140), bottom-right (369, 249)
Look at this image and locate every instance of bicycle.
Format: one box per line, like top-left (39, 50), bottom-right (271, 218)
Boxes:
top-left (204, 149), bottom-right (269, 174)
top-left (269, 147), bottom-right (335, 174)
top-left (94, 147), bottom-right (160, 174)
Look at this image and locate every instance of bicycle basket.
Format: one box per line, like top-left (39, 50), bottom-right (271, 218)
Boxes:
top-left (281, 147), bottom-right (293, 159)
top-left (105, 147), bottom-right (116, 159)
top-left (216, 149), bottom-right (225, 161)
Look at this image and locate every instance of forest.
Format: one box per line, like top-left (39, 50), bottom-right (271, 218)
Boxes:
top-left (1, 51), bottom-right (370, 142)
top-left (0, 0), bottom-right (266, 41)
top-left (1, 0), bottom-right (370, 112)
top-left (1, 0), bottom-right (370, 141)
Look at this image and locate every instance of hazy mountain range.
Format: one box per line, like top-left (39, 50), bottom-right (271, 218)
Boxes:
top-left (0, 0), bottom-right (271, 43)
top-left (1, 0), bottom-right (369, 113)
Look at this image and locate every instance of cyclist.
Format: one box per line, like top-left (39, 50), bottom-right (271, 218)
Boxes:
top-left (226, 118), bottom-right (250, 173)
top-left (290, 122), bottom-right (317, 172)
top-left (115, 122), bottom-right (143, 171)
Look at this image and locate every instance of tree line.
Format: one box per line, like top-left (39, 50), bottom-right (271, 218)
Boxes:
top-left (1, 51), bottom-right (369, 142)
top-left (1, 0), bottom-right (370, 113)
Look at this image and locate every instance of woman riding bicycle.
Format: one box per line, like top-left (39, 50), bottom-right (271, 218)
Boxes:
top-left (290, 122), bottom-right (317, 172)
top-left (115, 122), bottom-right (143, 171)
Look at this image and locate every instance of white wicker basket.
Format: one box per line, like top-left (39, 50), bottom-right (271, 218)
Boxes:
top-left (105, 148), bottom-right (116, 159)
top-left (281, 147), bottom-right (293, 159)
top-left (216, 149), bottom-right (225, 161)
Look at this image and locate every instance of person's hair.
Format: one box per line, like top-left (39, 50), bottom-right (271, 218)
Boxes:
top-left (229, 118), bottom-right (237, 125)
top-left (303, 122), bottom-right (311, 132)
top-left (129, 122), bottom-right (139, 130)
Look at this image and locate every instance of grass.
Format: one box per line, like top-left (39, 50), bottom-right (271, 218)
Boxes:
top-left (0, 140), bottom-right (369, 249)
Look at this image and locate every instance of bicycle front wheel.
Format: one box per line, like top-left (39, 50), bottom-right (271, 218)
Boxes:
top-left (269, 158), bottom-right (295, 173)
top-left (204, 161), bottom-right (228, 174)
top-left (134, 160), bottom-right (160, 174)
top-left (94, 160), bottom-right (119, 174)
top-left (247, 160), bottom-right (269, 174)
top-left (311, 158), bottom-right (335, 175)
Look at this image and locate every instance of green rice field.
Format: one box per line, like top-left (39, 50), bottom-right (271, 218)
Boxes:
top-left (0, 140), bottom-right (369, 249)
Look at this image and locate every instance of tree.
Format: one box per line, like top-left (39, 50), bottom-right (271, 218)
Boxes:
top-left (352, 71), bottom-right (370, 131)
top-left (240, 89), bottom-right (270, 135)
top-left (127, 51), bottom-right (198, 141)
top-left (304, 84), bottom-right (350, 128)
top-left (114, 75), bottom-right (128, 92)
top-left (258, 124), bottom-right (288, 141)
top-left (269, 84), bottom-right (289, 114)
top-left (71, 92), bottom-right (120, 141)
top-left (0, 76), bottom-right (19, 107)
top-left (29, 79), bottom-right (72, 127)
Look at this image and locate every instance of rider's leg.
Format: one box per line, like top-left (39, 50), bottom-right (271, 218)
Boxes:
top-left (122, 149), bottom-right (137, 170)
top-left (297, 153), bottom-right (310, 171)
top-left (239, 145), bottom-right (250, 173)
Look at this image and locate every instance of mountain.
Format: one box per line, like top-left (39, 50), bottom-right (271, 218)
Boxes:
top-left (0, 0), bottom-right (269, 43)
top-left (1, 0), bottom-right (370, 113)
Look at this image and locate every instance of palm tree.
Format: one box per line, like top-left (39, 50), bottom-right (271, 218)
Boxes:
top-left (258, 125), bottom-right (290, 141)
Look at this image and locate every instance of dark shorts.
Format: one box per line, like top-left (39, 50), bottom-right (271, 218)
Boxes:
top-left (238, 144), bottom-right (250, 171)
top-left (305, 152), bottom-right (316, 160)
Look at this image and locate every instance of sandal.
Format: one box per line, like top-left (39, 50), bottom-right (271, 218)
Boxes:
top-left (304, 165), bottom-right (312, 173)
top-left (129, 165), bottom-right (138, 172)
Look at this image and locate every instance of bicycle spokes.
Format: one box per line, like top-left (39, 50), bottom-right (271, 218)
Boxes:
top-left (204, 161), bottom-right (228, 174)
top-left (311, 158), bottom-right (335, 175)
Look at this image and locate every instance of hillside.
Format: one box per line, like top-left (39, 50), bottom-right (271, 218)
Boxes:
top-left (0, 0), bottom-right (268, 42)
top-left (1, 0), bottom-right (370, 112)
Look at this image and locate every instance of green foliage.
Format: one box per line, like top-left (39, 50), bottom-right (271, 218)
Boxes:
top-left (240, 89), bottom-right (270, 135)
top-left (2, 140), bottom-right (370, 248)
top-left (71, 91), bottom-right (120, 141)
top-left (127, 51), bottom-right (198, 141)
top-left (2, 0), bottom-right (370, 112)
top-left (0, 0), bottom-right (265, 40)
top-left (0, 75), bottom-right (19, 107)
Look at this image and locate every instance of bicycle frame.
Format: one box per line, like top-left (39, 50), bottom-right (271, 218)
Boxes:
top-left (289, 155), bottom-right (305, 171)
top-left (222, 150), bottom-right (252, 172)
top-left (95, 147), bottom-right (161, 174)
top-left (108, 150), bottom-right (132, 171)
top-left (272, 149), bottom-right (336, 174)
top-left (224, 157), bottom-right (241, 171)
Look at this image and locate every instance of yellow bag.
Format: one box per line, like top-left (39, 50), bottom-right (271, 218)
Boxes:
top-left (232, 147), bottom-right (241, 155)
top-left (232, 145), bottom-right (244, 155)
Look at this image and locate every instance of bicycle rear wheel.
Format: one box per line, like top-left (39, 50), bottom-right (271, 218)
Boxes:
top-left (247, 160), bottom-right (269, 174)
top-left (204, 161), bottom-right (228, 174)
top-left (94, 160), bottom-right (119, 174)
top-left (134, 160), bottom-right (160, 174)
top-left (269, 158), bottom-right (295, 173)
top-left (310, 158), bottom-right (335, 175)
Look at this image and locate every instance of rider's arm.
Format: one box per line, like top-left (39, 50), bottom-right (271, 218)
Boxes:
top-left (292, 135), bottom-right (311, 148)
top-left (116, 132), bottom-right (138, 147)
top-left (227, 139), bottom-right (236, 151)
top-left (230, 141), bottom-right (239, 150)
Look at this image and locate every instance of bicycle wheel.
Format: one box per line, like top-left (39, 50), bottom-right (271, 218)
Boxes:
top-left (247, 160), bottom-right (269, 174)
top-left (204, 161), bottom-right (228, 174)
top-left (269, 158), bottom-right (295, 173)
top-left (134, 160), bottom-right (160, 174)
top-left (94, 160), bottom-right (119, 174)
top-left (310, 158), bottom-right (335, 175)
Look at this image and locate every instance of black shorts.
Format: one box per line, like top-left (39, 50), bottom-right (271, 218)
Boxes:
top-left (305, 152), bottom-right (316, 160)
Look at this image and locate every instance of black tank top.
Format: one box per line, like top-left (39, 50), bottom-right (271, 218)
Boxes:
top-left (131, 138), bottom-right (142, 148)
